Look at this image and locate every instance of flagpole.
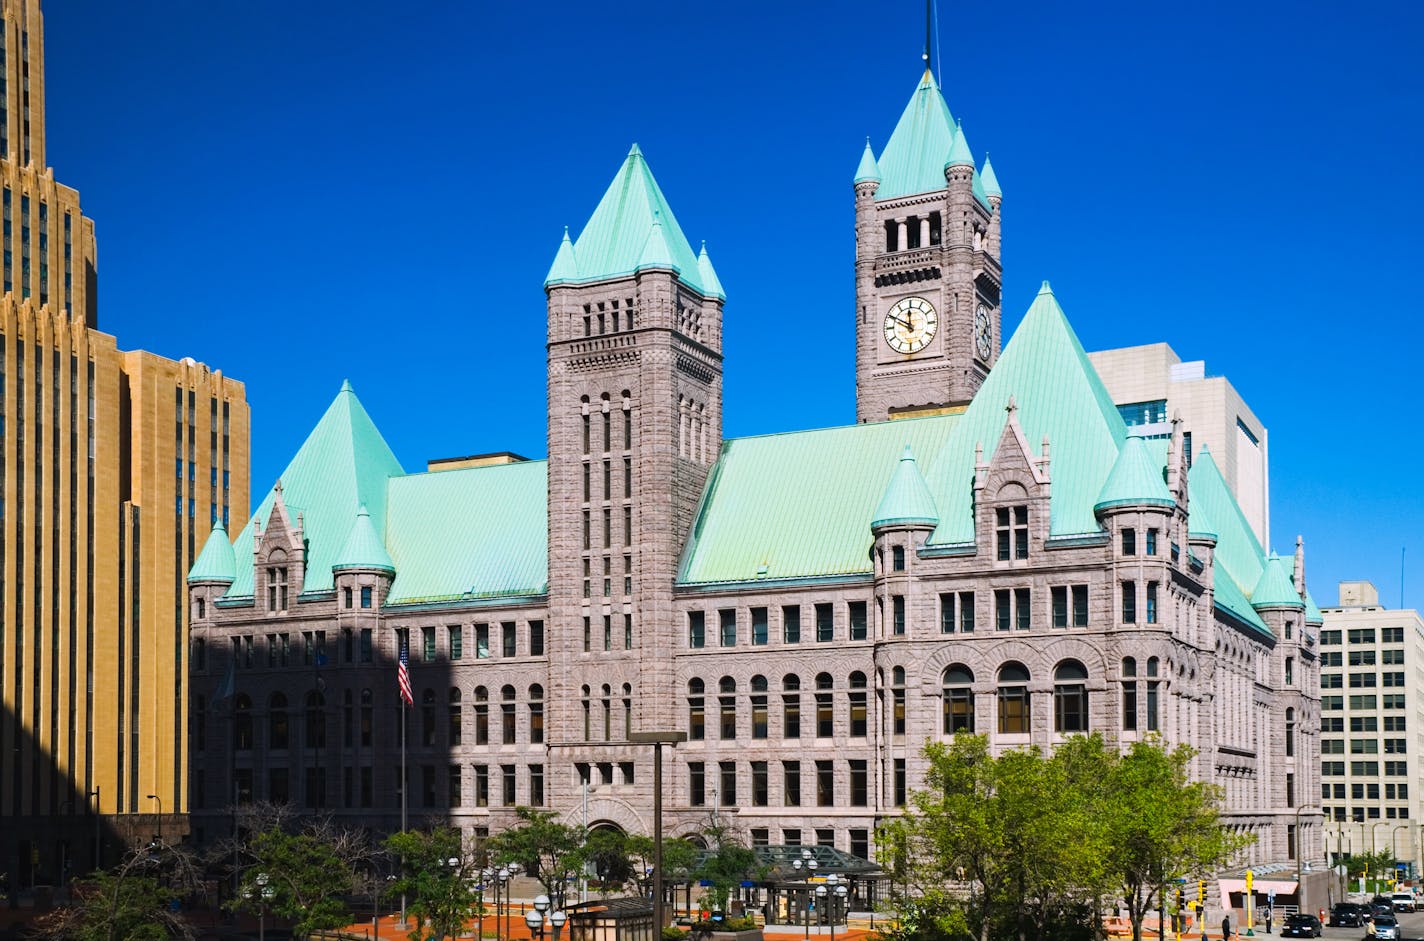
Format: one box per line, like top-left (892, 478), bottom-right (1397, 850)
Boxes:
top-left (400, 699), bottom-right (407, 928)
top-left (399, 639), bottom-right (409, 929)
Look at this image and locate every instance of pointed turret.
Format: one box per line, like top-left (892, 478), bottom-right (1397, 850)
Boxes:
top-left (545, 226), bottom-right (579, 285)
top-left (1094, 435), bottom-right (1175, 514)
top-left (980, 154), bottom-right (1001, 198)
top-left (945, 120), bottom-right (975, 168)
top-left (543, 143), bottom-right (715, 297)
top-left (854, 139), bottom-right (881, 186)
top-left (872, 446), bottom-right (939, 532)
top-left (697, 242), bottom-right (726, 300)
top-left (188, 522), bottom-right (236, 585)
top-left (874, 70), bottom-right (957, 199)
top-left (333, 505), bottom-right (395, 574)
top-left (1252, 554), bottom-right (1305, 610)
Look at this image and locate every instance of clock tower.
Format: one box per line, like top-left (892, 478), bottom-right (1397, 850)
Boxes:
top-left (854, 70), bottom-right (1002, 423)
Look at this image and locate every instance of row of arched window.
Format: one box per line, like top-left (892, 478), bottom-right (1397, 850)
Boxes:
top-left (582, 683), bottom-right (633, 741)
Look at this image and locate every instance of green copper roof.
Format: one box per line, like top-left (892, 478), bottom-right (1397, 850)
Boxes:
top-left (945, 120), bottom-right (975, 168)
top-left (854, 139), bottom-right (881, 184)
top-left (875, 70), bottom-right (956, 199)
top-left (924, 282), bottom-right (1127, 545)
top-left (1251, 554), bottom-right (1304, 609)
top-left (544, 143), bottom-right (712, 296)
top-left (384, 460), bottom-right (548, 604)
top-left (640, 218), bottom-right (676, 271)
top-left (1212, 563), bottom-right (1270, 634)
top-left (1304, 590), bottom-right (1324, 625)
top-left (1187, 448), bottom-right (1273, 637)
top-left (697, 243), bottom-right (726, 301)
top-left (226, 381), bottom-right (405, 597)
top-left (188, 522), bottom-right (236, 584)
top-left (980, 155), bottom-right (1001, 198)
top-left (333, 505), bottom-right (395, 574)
top-left (545, 227), bottom-right (578, 284)
top-left (1188, 490), bottom-right (1219, 540)
top-left (872, 446), bottom-right (939, 530)
top-left (1094, 435), bottom-right (1174, 513)
top-left (679, 414), bottom-right (959, 586)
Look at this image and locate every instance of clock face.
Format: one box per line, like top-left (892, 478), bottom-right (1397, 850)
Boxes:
top-left (883, 296), bottom-right (938, 355)
top-left (974, 304), bottom-right (993, 361)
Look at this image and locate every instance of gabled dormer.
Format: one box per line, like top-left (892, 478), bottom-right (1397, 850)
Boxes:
top-left (253, 481), bottom-right (305, 613)
top-left (973, 398), bottom-right (1050, 564)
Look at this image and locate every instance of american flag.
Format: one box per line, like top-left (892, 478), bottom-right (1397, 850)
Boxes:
top-left (397, 643), bottom-right (413, 706)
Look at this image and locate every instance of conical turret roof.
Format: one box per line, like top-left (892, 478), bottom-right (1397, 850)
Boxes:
top-left (854, 139), bottom-right (881, 184)
top-left (545, 227), bottom-right (578, 285)
top-left (697, 243), bottom-right (725, 300)
top-left (334, 504), bottom-right (395, 574)
top-left (1094, 435), bottom-right (1174, 513)
top-left (875, 70), bottom-right (957, 199)
top-left (188, 522), bottom-right (236, 584)
top-left (872, 447), bottom-right (939, 530)
top-left (639, 217), bottom-right (677, 271)
top-left (1252, 554), bottom-right (1305, 609)
top-left (945, 120), bottom-right (975, 168)
top-left (980, 155), bottom-right (1001, 197)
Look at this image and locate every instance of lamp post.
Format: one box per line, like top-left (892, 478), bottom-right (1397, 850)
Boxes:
top-left (1294, 805), bottom-right (1307, 905)
top-left (832, 882), bottom-right (848, 941)
top-left (526, 894), bottom-right (552, 941)
top-left (495, 866), bottom-right (510, 941)
top-left (479, 871), bottom-right (490, 941)
top-left (549, 908), bottom-right (567, 941)
top-left (792, 848), bottom-right (814, 937)
top-left (249, 872), bottom-right (274, 941)
top-left (146, 794), bottom-right (163, 846)
top-left (629, 730), bottom-right (689, 933)
top-left (815, 885), bottom-right (826, 936)
top-left (1393, 826), bottom-right (1408, 880)
top-left (87, 786), bottom-right (101, 873)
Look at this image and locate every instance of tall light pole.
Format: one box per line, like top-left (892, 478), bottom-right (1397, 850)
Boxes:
top-left (629, 730), bottom-right (688, 933)
top-left (88, 786), bottom-right (101, 872)
top-left (792, 848), bottom-right (813, 936)
top-left (526, 894), bottom-right (552, 941)
top-left (1393, 826), bottom-right (1408, 879)
top-left (146, 794), bottom-right (163, 846)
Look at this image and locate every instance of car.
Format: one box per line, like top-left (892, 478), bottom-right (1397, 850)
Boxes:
top-left (1332, 902), bottom-right (1367, 927)
top-left (1372, 914), bottom-right (1400, 940)
top-left (1280, 912), bottom-right (1322, 937)
top-left (1391, 890), bottom-right (1417, 913)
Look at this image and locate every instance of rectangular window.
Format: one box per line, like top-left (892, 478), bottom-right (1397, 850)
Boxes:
top-left (1146, 528), bottom-right (1158, 555)
top-left (849, 759), bottom-right (868, 806)
top-left (1122, 581), bottom-right (1137, 623)
top-left (688, 611), bottom-right (705, 649)
top-left (816, 603), bottom-right (834, 642)
top-left (849, 601), bottom-right (868, 640)
top-left (530, 765), bottom-right (545, 807)
top-left (689, 762), bottom-right (705, 806)
top-left (1015, 588), bottom-right (1031, 630)
top-left (501, 765), bottom-right (517, 806)
top-left (448, 626), bottom-right (463, 660)
top-left (1072, 585), bottom-right (1089, 626)
top-left (1146, 582), bottom-right (1159, 624)
top-left (960, 591), bottom-right (975, 632)
top-left (751, 607), bottom-right (768, 645)
top-left (1052, 586), bottom-right (1067, 628)
top-left (783, 606), bottom-right (801, 643)
top-left (892, 545), bottom-right (905, 571)
top-left (892, 595), bottom-right (905, 635)
top-left (940, 593), bottom-right (956, 633)
top-left (476, 623), bottom-right (490, 658)
top-left (473, 767), bottom-right (489, 808)
top-left (360, 586), bottom-right (372, 608)
top-left (752, 761), bottom-right (769, 806)
top-left (529, 620), bottom-right (545, 656)
top-left (449, 765), bottom-right (463, 808)
top-left (423, 626), bottom-right (437, 661)
top-left (996, 589), bottom-right (1011, 631)
top-left (502, 621), bottom-right (516, 657)
top-left (719, 764), bottom-right (739, 806)
top-left (894, 758), bottom-right (907, 806)
top-left (783, 761), bottom-right (801, 806)
top-left (816, 760), bottom-right (834, 806)
top-left (719, 609), bottom-right (737, 647)
top-left (1122, 528), bottom-right (1137, 555)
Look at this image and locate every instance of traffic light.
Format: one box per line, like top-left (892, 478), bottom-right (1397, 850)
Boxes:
top-left (1245, 869), bottom-right (1254, 893)
top-left (1198, 880), bottom-right (1207, 904)
top-left (1176, 888), bottom-right (1185, 910)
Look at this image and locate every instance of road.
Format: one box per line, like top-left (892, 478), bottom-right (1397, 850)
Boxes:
top-left (1313, 908), bottom-right (1424, 940)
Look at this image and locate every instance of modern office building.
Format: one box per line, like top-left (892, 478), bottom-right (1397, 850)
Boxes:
top-left (1088, 345), bottom-right (1270, 548)
top-left (188, 58), bottom-right (1321, 903)
top-left (0, 0), bottom-right (250, 891)
top-left (1319, 580), bottom-right (1424, 876)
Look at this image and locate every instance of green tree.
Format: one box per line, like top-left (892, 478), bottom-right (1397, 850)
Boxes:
top-left (385, 827), bottom-right (483, 941)
top-left (35, 840), bottom-right (203, 941)
top-left (1103, 739), bottom-right (1252, 941)
top-left (582, 827), bottom-right (636, 893)
top-left (693, 823), bottom-right (756, 914)
top-left (230, 825), bottom-right (359, 937)
top-left (486, 807), bottom-right (585, 908)
top-left (1341, 850), bottom-right (1400, 891)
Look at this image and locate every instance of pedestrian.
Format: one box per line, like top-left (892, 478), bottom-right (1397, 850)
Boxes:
top-left (1221, 914), bottom-right (1232, 940)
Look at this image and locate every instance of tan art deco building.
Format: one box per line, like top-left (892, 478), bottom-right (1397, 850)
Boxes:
top-left (0, 0), bottom-right (249, 890)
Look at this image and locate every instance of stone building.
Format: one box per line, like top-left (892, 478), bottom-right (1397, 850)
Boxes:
top-left (0, 0), bottom-right (250, 891)
top-left (188, 67), bottom-right (1319, 883)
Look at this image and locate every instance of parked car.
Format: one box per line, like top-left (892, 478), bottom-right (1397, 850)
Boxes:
top-left (1331, 902), bottom-right (1366, 927)
top-left (1280, 912), bottom-right (1322, 937)
top-left (1391, 890), bottom-right (1417, 912)
top-left (1372, 913), bottom-right (1400, 940)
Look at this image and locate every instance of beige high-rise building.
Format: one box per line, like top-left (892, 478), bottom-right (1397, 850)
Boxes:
top-left (1088, 343), bottom-right (1270, 548)
top-left (0, 0), bottom-right (250, 891)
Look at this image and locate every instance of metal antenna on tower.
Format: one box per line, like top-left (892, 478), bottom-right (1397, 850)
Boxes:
top-left (923, 0), bottom-right (933, 74)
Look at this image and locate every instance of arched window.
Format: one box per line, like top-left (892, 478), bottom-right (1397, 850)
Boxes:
top-left (782, 674), bottom-right (800, 739)
top-left (688, 679), bottom-right (705, 741)
top-left (448, 688), bottom-right (462, 746)
top-left (891, 666), bottom-right (907, 735)
top-left (997, 663), bottom-right (1030, 734)
top-left (751, 675), bottom-right (769, 739)
top-left (306, 690), bottom-right (327, 749)
top-left (1285, 707), bottom-right (1295, 758)
top-left (234, 694), bottom-right (253, 750)
top-left (502, 684), bottom-right (518, 745)
top-left (622, 683), bottom-right (632, 739)
top-left (1146, 657), bottom-right (1161, 732)
top-left (719, 677), bottom-right (737, 740)
top-left (581, 685), bottom-right (592, 741)
top-left (530, 684), bottom-right (545, 744)
top-left (601, 684), bottom-right (612, 741)
top-left (268, 692), bottom-right (289, 750)
top-left (475, 686), bottom-right (489, 745)
top-left (815, 673), bottom-right (834, 738)
top-left (1121, 658), bottom-right (1138, 731)
top-left (1053, 660), bottom-right (1089, 733)
top-left (266, 551), bottom-right (289, 611)
top-left (849, 671), bottom-right (868, 737)
top-left (943, 665), bottom-right (975, 733)
top-left (360, 689), bottom-right (373, 748)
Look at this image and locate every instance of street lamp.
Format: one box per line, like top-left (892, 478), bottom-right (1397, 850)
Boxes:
top-left (792, 848), bottom-right (814, 938)
top-left (527, 894), bottom-right (553, 941)
top-left (88, 786), bottom-right (101, 872)
top-left (815, 885), bottom-right (827, 936)
top-left (249, 872), bottom-right (275, 941)
top-left (146, 794), bottom-right (163, 846)
top-left (549, 908), bottom-right (567, 941)
top-left (629, 730), bottom-right (689, 934)
top-left (1393, 826), bottom-right (1409, 879)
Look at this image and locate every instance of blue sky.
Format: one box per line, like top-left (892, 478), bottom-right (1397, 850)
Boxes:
top-left (41, 1), bottom-right (1424, 609)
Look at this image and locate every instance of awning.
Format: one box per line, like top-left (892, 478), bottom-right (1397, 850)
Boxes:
top-left (1215, 878), bottom-right (1299, 908)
